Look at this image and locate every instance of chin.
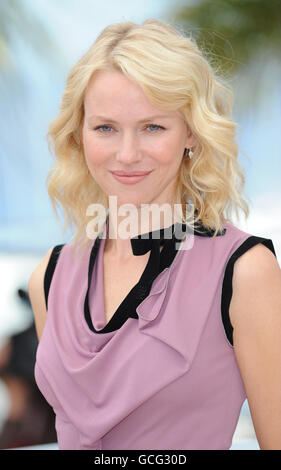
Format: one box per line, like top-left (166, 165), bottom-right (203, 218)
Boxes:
top-left (107, 193), bottom-right (150, 210)
top-left (115, 196), bottom-right (146, 208)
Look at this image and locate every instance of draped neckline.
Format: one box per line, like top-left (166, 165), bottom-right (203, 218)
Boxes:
top-left (83, 216), bottom-right (226, 335)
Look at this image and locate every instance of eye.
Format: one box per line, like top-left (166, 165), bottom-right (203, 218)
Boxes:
top-left (93, 124), bottom-right (165, 134)
top-left (94, 125), bottom-right (113, 133)
top-left (147, 124), bottom-right (165, 132)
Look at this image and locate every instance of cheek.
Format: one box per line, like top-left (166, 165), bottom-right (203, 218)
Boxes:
top-left (153, 142), bottom-right (183, 170)
top-left (153, 131), bottom-right (184, 162)
top-left (82, 133), bottom-right (107, 168)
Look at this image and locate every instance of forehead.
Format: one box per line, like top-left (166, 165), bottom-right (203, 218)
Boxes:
top-left (84, 70), bottom-right (184, 121)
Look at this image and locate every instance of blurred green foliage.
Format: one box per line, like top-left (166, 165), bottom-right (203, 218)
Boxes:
top-left (173, 0), bottom-right (281, 76)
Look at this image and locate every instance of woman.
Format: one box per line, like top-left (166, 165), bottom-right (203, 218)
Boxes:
top-left (28, 19), bottom-right (281, 450)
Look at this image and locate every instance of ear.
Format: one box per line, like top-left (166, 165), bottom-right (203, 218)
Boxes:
top-left (79, 120), bottom-right (84, 143)
top-left (185, 126), bottom-right (197, 149)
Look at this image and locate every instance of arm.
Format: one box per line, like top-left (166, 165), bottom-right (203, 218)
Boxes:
top-left (229, 243), bottom-right (281, 450)
top-left (28, 248), bottom-right (53, 342)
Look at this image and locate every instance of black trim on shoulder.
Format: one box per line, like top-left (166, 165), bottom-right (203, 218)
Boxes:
top-left (221, 236), bottom-right (276, 347)
top-left (44, 244), bottom-right (65, 310)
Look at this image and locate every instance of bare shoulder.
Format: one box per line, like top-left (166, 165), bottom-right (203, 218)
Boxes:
top-left (229, 242), bottom-right (281, 449)
top-left (233, 242), bottom-right (279, 284)
top-left (28, 247), bottom-right (54, 341)
top-left (229, 242), bottom-right (280, 328)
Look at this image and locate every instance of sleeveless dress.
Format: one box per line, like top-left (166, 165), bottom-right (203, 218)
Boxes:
top-left (34, 217), bottom-right (277, 449)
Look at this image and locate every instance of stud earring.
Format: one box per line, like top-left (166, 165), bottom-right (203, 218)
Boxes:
top-left (189, 148), bottom-right (194, 159)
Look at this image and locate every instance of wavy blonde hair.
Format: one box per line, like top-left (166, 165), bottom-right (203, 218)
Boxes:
top-left (46, 18), bottom-right (250, 258)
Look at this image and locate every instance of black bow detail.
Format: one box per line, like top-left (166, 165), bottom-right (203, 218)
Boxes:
top-left (129, 220), bottom-right (226, 256)
top-left (130, 224), bottom-right (179, 256)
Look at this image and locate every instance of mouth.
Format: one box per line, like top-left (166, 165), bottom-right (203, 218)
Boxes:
top-left (110, 170), bottom-right (153, 185)
top-left (110, 170), bottom-right (153, 176)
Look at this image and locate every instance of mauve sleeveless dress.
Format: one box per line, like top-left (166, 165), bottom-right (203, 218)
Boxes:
top-left (34, 217), bottom-right (277, 449)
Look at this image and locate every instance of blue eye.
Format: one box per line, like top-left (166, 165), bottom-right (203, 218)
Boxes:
top-left (147, 124), bottom-right (165, 132)
top-left (94, 125), bottom-right (113, 133)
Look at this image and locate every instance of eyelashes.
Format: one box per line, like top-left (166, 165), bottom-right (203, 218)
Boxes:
top-left (93, 124), bottom-right (166, 134)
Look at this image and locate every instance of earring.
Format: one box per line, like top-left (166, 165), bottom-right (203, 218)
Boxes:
top-left (189, 148), bottom-right (194, 159)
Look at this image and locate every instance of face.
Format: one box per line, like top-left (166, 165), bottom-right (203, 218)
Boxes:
top-left (81, 69), bottom-right (196, 212)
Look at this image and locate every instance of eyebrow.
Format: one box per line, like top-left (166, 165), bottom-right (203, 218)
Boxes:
top-left (87, 114), bottom-right (172, 123)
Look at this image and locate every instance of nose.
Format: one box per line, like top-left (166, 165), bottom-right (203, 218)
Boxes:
top-left (115, 132), bottom-right (142, 164)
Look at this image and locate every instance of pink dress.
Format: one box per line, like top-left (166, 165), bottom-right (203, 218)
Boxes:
top-left (34, 218), bottom-right (277, 449)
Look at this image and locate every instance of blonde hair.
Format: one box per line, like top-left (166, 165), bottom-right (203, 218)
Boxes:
top-left (46, 18), bottom-right (250, 258)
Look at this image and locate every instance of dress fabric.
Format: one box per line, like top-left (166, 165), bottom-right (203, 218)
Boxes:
top-left (34, 218), bottom-right (277, 450)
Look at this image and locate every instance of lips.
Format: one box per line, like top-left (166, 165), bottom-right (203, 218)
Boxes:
top-left (110, 171), bottom-right (152, 185)
top-left (110, 170), bottom-right (152, 176)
